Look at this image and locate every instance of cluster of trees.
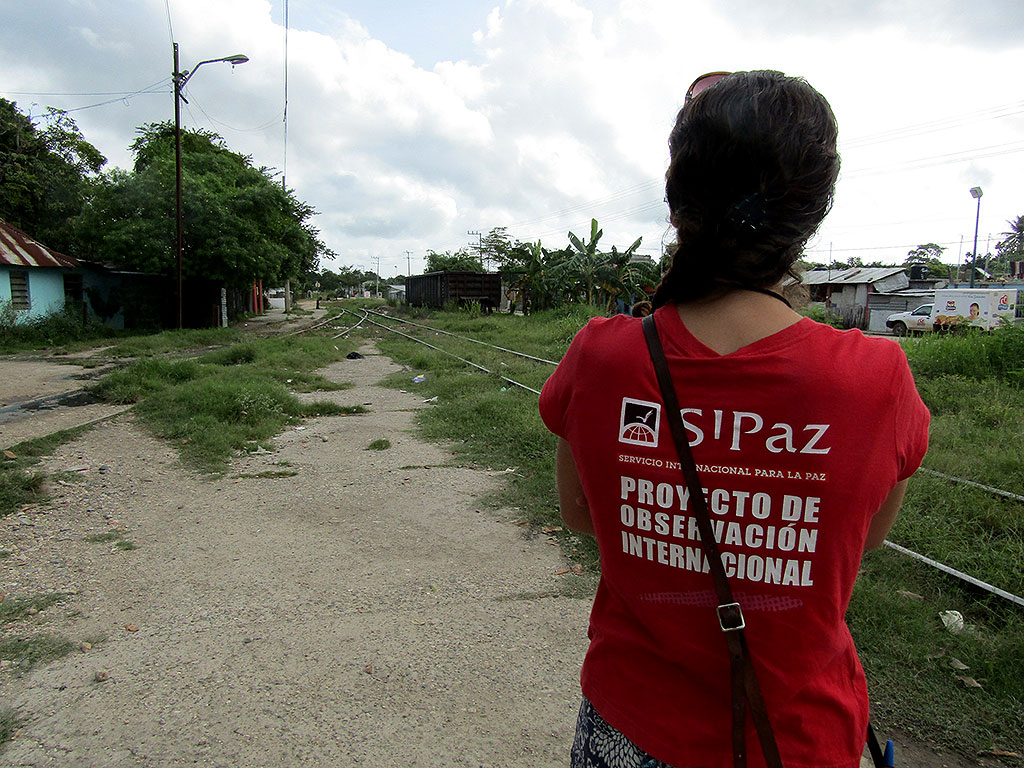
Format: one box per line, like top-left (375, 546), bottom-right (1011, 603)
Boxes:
top-left (0, 99), bottom-right (327, 292)
top-left (422, 223), bottom-right (661, 314)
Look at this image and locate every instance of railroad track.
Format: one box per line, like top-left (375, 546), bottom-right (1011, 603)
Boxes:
top-left (291, 306), bottom-right (1024, 608)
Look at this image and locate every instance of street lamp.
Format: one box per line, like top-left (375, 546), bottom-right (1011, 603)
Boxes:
top-left (173, 43), bottom-right (249, 328)
top-left (969, 186), bottom-right (983, 288)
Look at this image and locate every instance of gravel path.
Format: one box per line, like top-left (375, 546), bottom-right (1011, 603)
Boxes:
top-left (1, 344), bottom-right (592, 767)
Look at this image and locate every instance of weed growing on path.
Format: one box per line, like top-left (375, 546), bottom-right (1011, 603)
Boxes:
top-left (88, 333), bottom-right (361, 473)
top-left (367, 439), bottom-right (391, 450)
top-left (0, 594), bottom-right (67, 623)
top-left (0, 635), bottom-right (77, 673)
top-left (0, 425), bottom-right (93, 517)
top-left (0, 706), bottom-right (21, 750)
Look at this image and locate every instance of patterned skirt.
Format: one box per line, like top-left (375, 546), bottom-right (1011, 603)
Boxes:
top-left (570, 697), bottom-right (689, 768)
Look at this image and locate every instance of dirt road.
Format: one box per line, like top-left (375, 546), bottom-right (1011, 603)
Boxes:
top-left (2, 344), bottom-right (591, 766)
top-left (0, 331), bottom-right (981, 768)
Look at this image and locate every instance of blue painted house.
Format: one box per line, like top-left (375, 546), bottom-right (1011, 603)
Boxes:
top-left (0, 217), bottom-right (82, 321)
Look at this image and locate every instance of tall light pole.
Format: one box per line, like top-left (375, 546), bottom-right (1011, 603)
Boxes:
top-left (173, 43), bottom-right (249, 328)
top-left (969, 186), bottom-right (983, 288)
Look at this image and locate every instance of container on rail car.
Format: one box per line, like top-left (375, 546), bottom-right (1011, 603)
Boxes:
top-left (405, 272), bottom-right (502, 312)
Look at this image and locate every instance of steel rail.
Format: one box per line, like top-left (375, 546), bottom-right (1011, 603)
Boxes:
top-left (362, 308), bottom-right (559, 366)
top-left (331, 313), bottom-right (366, 339)
top-left (283, 314), bottom-right (337, 337)
top-left (883, 541), bottom-right (1024, 608)
top-left (917, 468), bottom-right (1024, 503)
top-left (350, 310), bottom-right (541, 395)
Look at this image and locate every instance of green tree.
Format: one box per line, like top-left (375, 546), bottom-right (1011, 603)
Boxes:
top-left (994, 215), bottom-right (1024, 276)
top-left (904, 243), bottom-right (950, 280)
top-left (480, 227), bottom-right (513, 270)
top-left (425, 249), bottom-right (484, 273)
top-left (76, 122), bottom-right (325, 287)
top-left (0, 99), bottom-right (106, 251)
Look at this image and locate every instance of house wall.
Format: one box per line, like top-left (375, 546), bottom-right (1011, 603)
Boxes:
top-left (0, 265), bottom-right (67, 321)
top-left (80, 269), bottom-right (126, 330)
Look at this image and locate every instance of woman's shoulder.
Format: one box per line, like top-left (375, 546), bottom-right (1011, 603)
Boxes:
top-left (804, 320), bottom-right (907, 357)
top-left (801, 321), bottom-right (913, 384)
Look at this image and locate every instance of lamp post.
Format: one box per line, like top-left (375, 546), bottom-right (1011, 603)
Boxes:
top-left (173, 43), bottom-right (249, 328)
top-left (969, 186), bottom-right (983, 288)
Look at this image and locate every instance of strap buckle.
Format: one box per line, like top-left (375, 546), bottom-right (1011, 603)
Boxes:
top-left (717, 602), bottom-right (745, 632)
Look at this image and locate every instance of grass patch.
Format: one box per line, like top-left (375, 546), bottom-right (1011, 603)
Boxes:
top-left (0, 634), bottom-right (77, 671)
top-left (235, 470), bottom-right (299, 479)
top-left (113, 540), bottom-right (138, 551)
top-left (0, 550), bottom-right (10, 559)
top-left (0, 593), bottom-right (67, 623)
top-left (0, 706), bottom-right (21, 750)
top-left (367, 439), bottom-right (391, 450)
top-left (88, 334), bottom-right (360, 473)
top-left (370, 301), bottom-right (1024, 757)
top-left (103, 327), bottom-right (242, 358)
top-left (1, 425), bottom-right (93, 517)
top-left (84, 531), bottom-right (122, 543)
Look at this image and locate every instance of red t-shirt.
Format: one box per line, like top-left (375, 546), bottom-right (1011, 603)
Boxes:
top-left (539, 305), bottom-right (929, 768)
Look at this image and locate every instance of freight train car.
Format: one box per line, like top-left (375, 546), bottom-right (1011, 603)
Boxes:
top-left (405, 271), bottom-right (502, 311)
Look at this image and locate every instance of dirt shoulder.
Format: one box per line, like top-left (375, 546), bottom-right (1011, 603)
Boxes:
top-left (1, 343), bottom-right (591, 767)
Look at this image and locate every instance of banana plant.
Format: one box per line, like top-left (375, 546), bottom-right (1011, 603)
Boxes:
top-left (567, 218), bottom-right (604, 306)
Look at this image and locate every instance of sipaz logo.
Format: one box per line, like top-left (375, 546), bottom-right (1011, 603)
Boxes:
top-left (619, 398), bottom-right (661, 447)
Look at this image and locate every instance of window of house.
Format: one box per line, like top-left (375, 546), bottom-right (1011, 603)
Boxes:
top-left (9, 270), bottom-right (29, 310)
top-left (63, 272), bottom-right (83, 303)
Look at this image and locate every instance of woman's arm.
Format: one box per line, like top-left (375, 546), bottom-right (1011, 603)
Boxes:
top-left (864, 478), bottom-right (910, 549)
top-left (556, 438), bottom-right (595, 536)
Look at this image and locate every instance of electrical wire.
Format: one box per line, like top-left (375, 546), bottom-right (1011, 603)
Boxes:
top-left (165, 0), bottom-right (176, 47)
top-left (39, 79), bottom-right (171, 115)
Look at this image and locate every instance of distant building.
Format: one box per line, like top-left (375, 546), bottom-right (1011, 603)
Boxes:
top-left (798, 266), bottom-right (950, 332)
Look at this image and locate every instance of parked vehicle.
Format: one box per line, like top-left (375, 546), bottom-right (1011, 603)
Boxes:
top-left (886, 289), bottom-right (1018, 334)
top-left (885, 303), bottom-right (933, 336)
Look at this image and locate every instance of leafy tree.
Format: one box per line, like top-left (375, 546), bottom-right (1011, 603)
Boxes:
top-left (425, 249), bottom-right (484, 273)
top-left (904, 243), bottom-right (950, 280)
top-left (0, 99), bottom-right (106, 251)
top-left (994, 215), bottom-right (1024, 276)
top-left (480, 227), bottom-right (513, 270)
top-left (76, 122), bottom-right (325, 287)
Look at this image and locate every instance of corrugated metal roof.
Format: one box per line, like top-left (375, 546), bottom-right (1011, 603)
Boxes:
top-left (0, 218), bottom-right (79, 269)
top-left (799, 267), bottom-right (906, 286)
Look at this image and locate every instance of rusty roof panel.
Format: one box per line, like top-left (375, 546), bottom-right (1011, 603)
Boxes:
top-left (0, 218), bottom-right (79, 269)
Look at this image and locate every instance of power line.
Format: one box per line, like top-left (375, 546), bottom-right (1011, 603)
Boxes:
top-left (164, 0), bottom-right (176, 47)
top-left (38, 79), bottom-right (171, 115)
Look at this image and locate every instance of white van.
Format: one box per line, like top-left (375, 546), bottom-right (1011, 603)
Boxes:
top-left (886, 289), bottom-right (1018, 335)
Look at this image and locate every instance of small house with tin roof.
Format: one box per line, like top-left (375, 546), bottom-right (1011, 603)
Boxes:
top-left (0, 217), bottom-right (82, 321)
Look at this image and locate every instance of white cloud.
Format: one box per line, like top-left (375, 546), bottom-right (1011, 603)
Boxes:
top-left (1, 0), bottom-right (1023, 273)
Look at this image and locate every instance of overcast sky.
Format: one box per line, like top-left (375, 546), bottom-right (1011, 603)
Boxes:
top-left (2, 0), bottom-right (1023, 277)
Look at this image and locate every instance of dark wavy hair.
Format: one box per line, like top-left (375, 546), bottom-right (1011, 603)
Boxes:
top-left (653, 70), bottom-right (840, 308)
